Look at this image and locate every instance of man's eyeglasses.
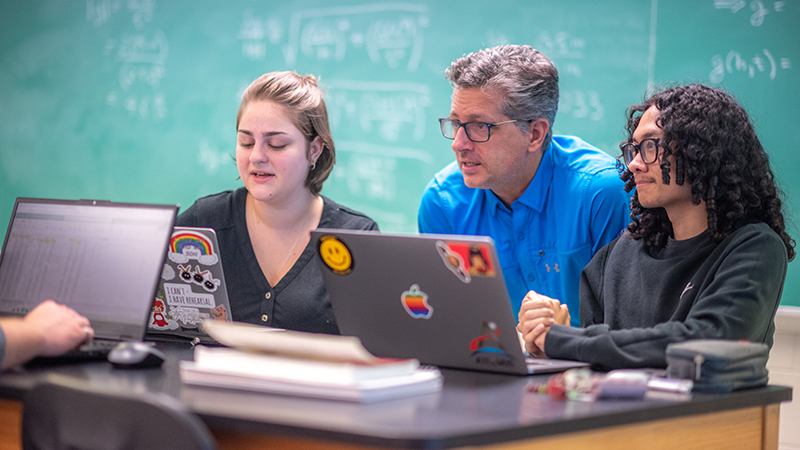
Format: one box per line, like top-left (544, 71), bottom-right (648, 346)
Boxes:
top-left (438, 118), bottom-right (522, 143)
top-left (619, 138), bottom-right (661, 167)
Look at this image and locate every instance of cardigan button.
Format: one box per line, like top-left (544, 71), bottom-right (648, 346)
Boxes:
top-left (265, 292), bottom-right (271, 299)
top-left (261, 314), bottom-right (269, 322)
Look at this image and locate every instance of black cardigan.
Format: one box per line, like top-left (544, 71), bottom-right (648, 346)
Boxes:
top-left (177, 188), bottom-right (378, 334)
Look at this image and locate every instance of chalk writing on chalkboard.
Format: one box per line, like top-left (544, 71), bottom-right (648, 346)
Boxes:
top-left (238, 14), bottom-right (283, 60)
top-left (710, 49), bottom-right (791, 82)
top-left (284, 4), bottom-right (428, 70)
top-left (560, 90), bottom-right (604, 121)
top-left (89, 0), bottom-right (168, 121)
top-left (103, 30), bottom-right (169, 120)
top-left (87, 0), bottom-right (120, 27)
top-left (87, 0), bottom-right (155, 30)
top-left (536, 31), bottom-right (586, 60)
top-left (238, 4), bottom-right (429, 70)
top-left (534, 31), bottom-right (586, 78)
top-left (331, 141), bottom-right (432, 205)
top-left (324, 80), bottom-right (433, 214)
top-left (326, 80), bottom-right (431, 143)
top-left (198, 140), bottom-right (232, 176)
top-left (713, 0), bottom-right (786, 26)
top-left (337, 152), bottom-right (399, 203)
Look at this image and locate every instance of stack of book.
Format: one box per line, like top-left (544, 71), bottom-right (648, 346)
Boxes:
top-left (179, 320), bottom-right (443, 403)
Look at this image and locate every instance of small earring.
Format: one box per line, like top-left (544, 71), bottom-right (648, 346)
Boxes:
top-left (310, 162), bottom-right (317, 171)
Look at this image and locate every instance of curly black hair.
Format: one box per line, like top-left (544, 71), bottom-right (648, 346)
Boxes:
top-left (620, 84), bottom-right (795, 261)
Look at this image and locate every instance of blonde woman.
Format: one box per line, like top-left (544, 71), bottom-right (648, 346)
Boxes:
top-left (178, 71), bottom-right (378, 334)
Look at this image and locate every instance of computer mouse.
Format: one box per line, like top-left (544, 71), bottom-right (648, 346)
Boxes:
top-left (107, 341), bottom-right (166, 369)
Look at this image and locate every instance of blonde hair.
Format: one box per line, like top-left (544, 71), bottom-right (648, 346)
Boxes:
top-left (237, 71), bottom-right (335, 195)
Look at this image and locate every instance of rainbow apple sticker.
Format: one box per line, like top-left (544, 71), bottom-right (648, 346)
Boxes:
top-left (401, 284), bottom-right (432, 319)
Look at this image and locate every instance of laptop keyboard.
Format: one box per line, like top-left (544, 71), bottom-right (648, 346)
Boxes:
top-left (78, 339), bottom-right (119, 353)
top-left (47, 339), bottom-right (120, 360)
top-left (25, 340), bottom-right (117, 366)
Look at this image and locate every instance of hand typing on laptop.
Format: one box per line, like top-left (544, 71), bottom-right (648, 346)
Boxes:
top-left (517, 291), bottom-right (570, 358)
top-left (0, 300), bottom-right (93, 370)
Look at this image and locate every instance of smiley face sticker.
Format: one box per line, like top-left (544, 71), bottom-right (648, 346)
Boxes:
top-left (318, 235), bottom-right (354, 275)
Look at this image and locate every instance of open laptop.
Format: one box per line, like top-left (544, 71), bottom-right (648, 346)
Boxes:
top-left (312, 229), bottom-right (590, 376)
top-left (0, 197), bottom-right (178, 357)
top-left (146, 227), bottom-right (232, 345)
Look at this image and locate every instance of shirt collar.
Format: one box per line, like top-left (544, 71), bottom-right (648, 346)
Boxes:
top-left (486, 142), bottom-right (554, 215)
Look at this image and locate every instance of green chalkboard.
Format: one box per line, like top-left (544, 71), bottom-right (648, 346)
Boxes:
top-left (1, 0), bottom-right (798, 307)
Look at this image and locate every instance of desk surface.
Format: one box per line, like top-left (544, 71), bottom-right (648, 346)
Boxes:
top-left (0, 342), bottom-right (791, 449)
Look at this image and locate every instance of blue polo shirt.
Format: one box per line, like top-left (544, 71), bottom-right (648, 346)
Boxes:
top-left (418, 135), bottom-right (631, 326)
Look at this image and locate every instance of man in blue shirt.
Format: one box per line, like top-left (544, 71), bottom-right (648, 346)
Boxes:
top-left (418, 45), bottom-right (630, 325)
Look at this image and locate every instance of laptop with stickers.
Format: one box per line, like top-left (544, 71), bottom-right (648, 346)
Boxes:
top-left (145, 227), bottom-right (232, 345)
top-left (312, 229), bottom-right (590, 376)
top-left (0, 197), bottom-right (178, 357)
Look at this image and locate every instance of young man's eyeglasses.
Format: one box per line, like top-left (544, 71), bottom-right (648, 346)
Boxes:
top-left (438, 118), bottom-right (522, 143)
top-left (619, 138), bottom-right (661, 168)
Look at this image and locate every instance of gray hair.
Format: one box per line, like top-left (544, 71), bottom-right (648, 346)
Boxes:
top-left (445, 45), bottom-right (559, 150)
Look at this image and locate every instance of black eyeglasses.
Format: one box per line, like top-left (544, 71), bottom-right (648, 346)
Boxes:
top-left (619, 138), bottom-right (661, 167)
top-left (438, 118), bottom-right (522, 143)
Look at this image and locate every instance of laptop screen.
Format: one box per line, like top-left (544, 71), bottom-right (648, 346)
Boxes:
top-left (0, 198), bottom-right (177, 341)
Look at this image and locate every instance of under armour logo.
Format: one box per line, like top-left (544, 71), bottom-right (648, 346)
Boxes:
top-left (680, 283), bottom-right (694, 299)
top-left (546, 264), bottom-right (560, 273)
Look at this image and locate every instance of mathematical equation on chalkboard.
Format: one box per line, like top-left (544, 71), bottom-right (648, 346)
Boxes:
top-left (87, 0), bottom-right (168, 121)
top-left (239, 4), bottom-right (429, 71)
top-left (332, 151), bottom-right (400, 204)
top-left (714, 0), bottom-right (786, 27)
top-left (325, 80), bottom-right (431, 143)
top-left (560, 90), bottom-right (605, 122)
top-left (325, 80), bottom-right (433, 223)
top-left (710, 49), bottom-right (791, 82)
top-left (709, 1), bottom-right (793, 83)
top-left (87, 0), bottom-right (154, 29)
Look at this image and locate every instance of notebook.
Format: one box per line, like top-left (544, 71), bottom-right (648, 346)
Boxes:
top-left (312, 229), bottom-right (590, 376)
top-left (0, 197), bottom-right (178, 357)
top-left (146, 227), bottom-right (232, 345)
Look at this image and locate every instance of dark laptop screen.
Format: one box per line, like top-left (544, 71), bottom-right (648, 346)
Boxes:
top-left (0, 198), bottom-right (177, 341)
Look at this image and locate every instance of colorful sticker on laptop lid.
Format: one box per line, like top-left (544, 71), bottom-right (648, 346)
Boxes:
top-left (156, 283), bottom-right (219, 329)
top-left (168, 231), bottom-right (219, 266)
top-left (437, 241), bottom-right (496, 282)
top-left (211, 304), bottom-right (228, 321)
top-left (401, 284), bottom-right (433, 319)
top-left (161, 264), bottom-right (176, 281)
top-left (176, 264), bottom-right (221, 292)
top-left (150, 298), bottom-right (179, 331)
top-left (170, 306), bottom-right (206, 328)
top-left (470, 321), bottom-right (515, 368)
top-left (436, 241), bottom-right (471, 283)
top-left (318, 235), bottom-right (354, 275)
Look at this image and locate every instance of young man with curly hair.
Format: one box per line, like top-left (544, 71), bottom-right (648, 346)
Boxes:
top-left (517, 84), bottom-right (795, 370)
